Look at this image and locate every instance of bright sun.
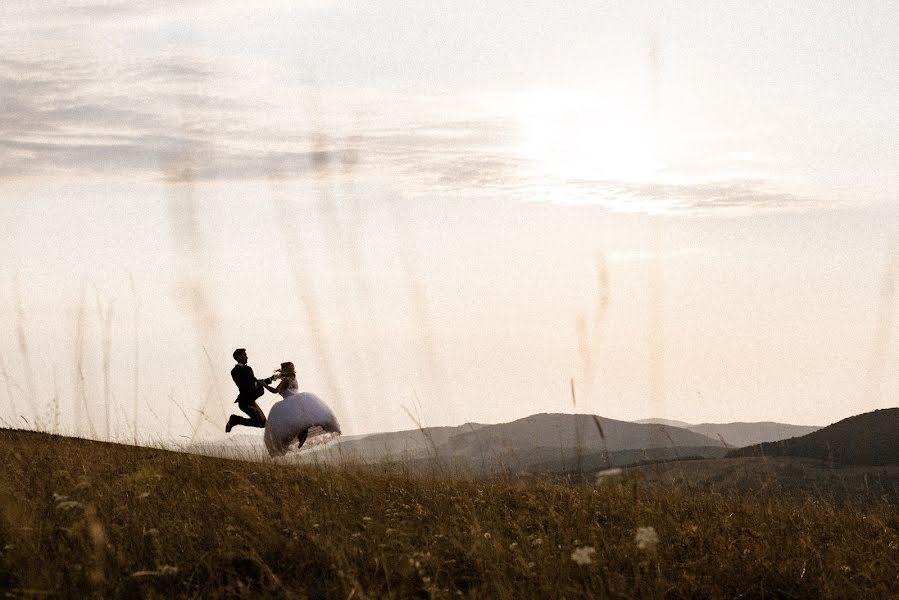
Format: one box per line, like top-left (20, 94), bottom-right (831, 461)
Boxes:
top-left (516, 88), bottom-right (664, 182)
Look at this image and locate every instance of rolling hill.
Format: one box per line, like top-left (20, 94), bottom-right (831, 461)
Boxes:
top-left (725, 408), bottom-right (899, 465)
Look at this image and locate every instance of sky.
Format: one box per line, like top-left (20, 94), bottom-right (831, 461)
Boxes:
top-left (1, 1), bottom-right (896, 443)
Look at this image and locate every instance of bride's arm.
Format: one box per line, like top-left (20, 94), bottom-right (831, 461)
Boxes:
top-left (264, 379), bottom-right (287, 394)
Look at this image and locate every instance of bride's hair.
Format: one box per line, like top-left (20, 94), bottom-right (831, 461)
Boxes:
top-left (275, 362), bottom-right (296, 381)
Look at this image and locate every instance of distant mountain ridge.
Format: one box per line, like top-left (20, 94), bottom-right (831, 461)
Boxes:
top-left (637, 418), bottom-right (821, 447)
top-left (192, 413), bottom-right (827, 473)
top-left (726, 409), bottom-right (899, 465)
top-left (276, 413), bottom-right (728, 473)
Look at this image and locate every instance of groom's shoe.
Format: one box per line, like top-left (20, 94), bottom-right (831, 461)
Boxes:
top-left (225, 416), bottom-right (235, 433)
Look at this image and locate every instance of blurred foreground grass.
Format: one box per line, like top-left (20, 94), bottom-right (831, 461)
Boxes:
top-left (1, 429), bottom-right (897, 598)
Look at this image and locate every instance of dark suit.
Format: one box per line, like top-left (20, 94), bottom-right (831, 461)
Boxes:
top-left (228, 364), bottom-right (266, 428)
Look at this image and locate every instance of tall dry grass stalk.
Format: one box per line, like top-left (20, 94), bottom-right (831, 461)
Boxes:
top-left (0, 354), bottom-right (22, 428)
top-left (163, 140), bottom-right (228, 439)
top-left (863, 249), bottom-right (897, 409)
top-left (12, 276), bottom-right (36, 410)
top-left (388, 197), bottom-right (448, 414)
top-left (647, 221), bottom-right (666, 441)
top-left (73, 284), bottom-right (97, 438)
top-left (267, 168), bottom-right (344, 415)
top-left (52, 363), bottom-right (61, 434)
top-left (94, 293), bottom-right (114, 439)
top-left (570, 378), bottom-right (583, 476)
top-left (129, 273), bottom-right (141, 445)
top-left (591, 414), bottom-right (612, 469)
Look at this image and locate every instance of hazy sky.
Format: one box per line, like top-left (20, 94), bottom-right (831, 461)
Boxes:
top-left (1, 1), bottom-right (896, 442)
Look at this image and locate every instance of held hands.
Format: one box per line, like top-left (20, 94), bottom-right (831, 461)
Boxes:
top-left (260, 373), bottom-right (280, 393)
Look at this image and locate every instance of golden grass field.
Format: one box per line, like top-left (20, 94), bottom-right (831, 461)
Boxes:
top-left (1, 428), bottom-right (897, 599)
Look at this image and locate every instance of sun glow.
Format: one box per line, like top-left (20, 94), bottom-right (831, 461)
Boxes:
top-left (516, 88), bottom-right (664, 182)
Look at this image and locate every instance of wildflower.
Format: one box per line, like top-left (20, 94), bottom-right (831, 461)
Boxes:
top-left (635, 526), bottom-right (659, 551)
top-left (570, 545), bottom-right (596, 565)
top-left (594, 468), bottom-right (623, 483)
top-left (482, 532), bottom-right (491, 539)
top-left (362, 516), bottom-right (372, 522)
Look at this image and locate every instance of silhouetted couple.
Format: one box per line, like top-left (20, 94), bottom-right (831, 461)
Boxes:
top-left (225, 348), bottom-right (341, 457)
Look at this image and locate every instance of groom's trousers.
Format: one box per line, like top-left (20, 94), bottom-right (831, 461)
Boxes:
top-left (231, 400), bottom-right (266, 428)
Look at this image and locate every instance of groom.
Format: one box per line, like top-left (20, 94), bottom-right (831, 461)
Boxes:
top-left (225, 348), bottom-right (273, 432)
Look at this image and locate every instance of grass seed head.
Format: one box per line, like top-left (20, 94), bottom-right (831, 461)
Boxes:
top-left (635, 526), bottom-right (659, 551)
top-left (570, 545), bottom-right (596, 565)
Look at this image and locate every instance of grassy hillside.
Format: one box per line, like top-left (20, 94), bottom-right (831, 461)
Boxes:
top-left (1, 428), bottom-right (898, 598)
top-left (630, 456), bottom-right (899, 505)
top-left (727, 408), bottom-right (899, 465)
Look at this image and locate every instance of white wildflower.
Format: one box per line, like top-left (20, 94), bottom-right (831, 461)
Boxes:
top-left (594, 468), bottom-right (623, 484)
top-left (482, 532), bottom-right (491, 539)
top-left (570, 545), bottom-right (596, 565)
top-left (635, 526), bottom-right (659, 551)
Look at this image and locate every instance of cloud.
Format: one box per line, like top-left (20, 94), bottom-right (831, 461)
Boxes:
top-left (0, 52), bottom-right (526, 186)
top-left (560, 178), bottom-right (839, 216)
top-left (0, 47), bottom-right (856, 216)
top-left (1, 1), bottom-right (333, 27)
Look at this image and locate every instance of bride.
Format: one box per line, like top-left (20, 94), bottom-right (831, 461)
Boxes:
top-left (262, 362), bottom-right (341, 458)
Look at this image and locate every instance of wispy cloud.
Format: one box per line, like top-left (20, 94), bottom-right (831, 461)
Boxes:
top-left (0, 42), bottom-right (859, 216)
top-left (560, 178), bottom-right (841, 216)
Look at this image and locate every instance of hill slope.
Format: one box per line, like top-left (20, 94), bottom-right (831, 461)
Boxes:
top-left (726, 408), bottom-right (899, 465)
top-left (1, 428), bottom-right (898, 598)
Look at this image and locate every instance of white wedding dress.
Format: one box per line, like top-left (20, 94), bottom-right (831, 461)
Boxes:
top-left (263, 380), bottom-right (341, 458)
